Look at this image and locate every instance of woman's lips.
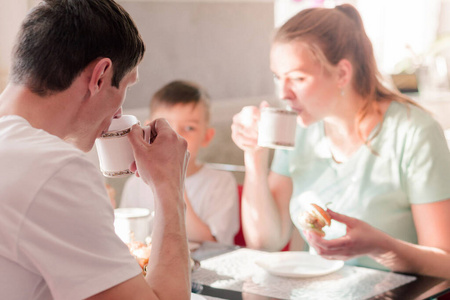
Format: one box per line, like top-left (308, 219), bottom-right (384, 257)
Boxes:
top-left (289, 106), bottom-right (302, 114)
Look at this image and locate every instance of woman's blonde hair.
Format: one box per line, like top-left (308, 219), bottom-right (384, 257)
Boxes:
top-left (273, 4), bottom-right (419, 141)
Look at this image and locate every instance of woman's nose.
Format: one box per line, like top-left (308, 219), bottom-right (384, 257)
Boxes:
top-left (277, 77), bottom-right (295, 101)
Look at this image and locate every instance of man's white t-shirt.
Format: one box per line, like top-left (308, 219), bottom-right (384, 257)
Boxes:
top-left (121, 166), bottom-right (240, 245)
top-left (0, 116), bottom-right (141, 300)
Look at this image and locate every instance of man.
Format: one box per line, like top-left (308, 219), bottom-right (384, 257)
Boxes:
top-left (0, 1), bottom-right (190, 299)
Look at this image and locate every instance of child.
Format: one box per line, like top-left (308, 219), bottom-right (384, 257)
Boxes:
top-left (121, 80), bottom-right (240, 245)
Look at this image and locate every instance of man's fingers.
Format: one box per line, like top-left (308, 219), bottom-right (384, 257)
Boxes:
top-left (127, 124), bottom-right (147, 149)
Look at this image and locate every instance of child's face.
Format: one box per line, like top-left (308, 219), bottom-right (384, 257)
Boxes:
top-left (150, 103), bottom-right (213, 160)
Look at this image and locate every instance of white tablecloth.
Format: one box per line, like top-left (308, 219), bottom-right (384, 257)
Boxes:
top-left (192, 248), bottom-right (416, 300)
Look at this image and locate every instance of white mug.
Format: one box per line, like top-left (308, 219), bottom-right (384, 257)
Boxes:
top-left (113, 208), bottom-right (154, 243)
top-left (95, 115), bottom-right (150, 178)
top-left (258, 107), bottom-right (297, 150)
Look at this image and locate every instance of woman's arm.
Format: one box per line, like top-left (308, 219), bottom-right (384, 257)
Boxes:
top-left (231, 105), bottom-right (294, 251)
top-left (397, 199), bottom-right (450, 277)
top-left (305, 199), bottom-right (450, 279)
top-left (241, 162), bottom-right (294, 251)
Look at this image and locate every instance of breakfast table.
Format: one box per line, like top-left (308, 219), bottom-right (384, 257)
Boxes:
top-left (190, 242), bottom-right (450, 300)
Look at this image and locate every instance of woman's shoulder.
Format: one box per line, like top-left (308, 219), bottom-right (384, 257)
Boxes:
top-left (385, 101), bottom-right (440, 130)
top-left (378, 101), bottom-right (446, 154)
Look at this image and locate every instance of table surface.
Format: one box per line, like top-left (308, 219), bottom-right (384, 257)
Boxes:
top-left (191, 242), bottom-right (450, 300)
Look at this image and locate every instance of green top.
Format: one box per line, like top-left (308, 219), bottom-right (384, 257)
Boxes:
top-left (271, 101), bottom-right (450, 270)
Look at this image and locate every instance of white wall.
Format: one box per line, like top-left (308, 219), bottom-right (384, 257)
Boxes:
top-left (0, 0), bottom-right (28, 91)
top-left (0, 1), bottom-right (276, 103)
top-left (356, 0), bottom-right (442, 75)
top-left (119, 1), bottom-right (275, 110)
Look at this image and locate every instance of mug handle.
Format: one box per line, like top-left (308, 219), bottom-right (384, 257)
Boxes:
top-left (143, 125), bottom-right (151, 144)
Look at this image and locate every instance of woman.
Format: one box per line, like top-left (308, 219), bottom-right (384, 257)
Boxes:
top-left (232, 4), bottom-right (450, 278)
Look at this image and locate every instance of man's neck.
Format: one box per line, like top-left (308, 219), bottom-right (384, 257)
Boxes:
top-left (0, 83), bottom-right (74, 141)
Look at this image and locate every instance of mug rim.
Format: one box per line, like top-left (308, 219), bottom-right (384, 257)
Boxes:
top-left (100, 127), bottom-right (133, 139)
top-left (101, 168), bottom-right (134, 177)
top-left (100, 115), bottom-right (140, 139)
top-left (100, 120), bottom-right (142, 139)
top-left (261, 107), bottom-right (297, 116)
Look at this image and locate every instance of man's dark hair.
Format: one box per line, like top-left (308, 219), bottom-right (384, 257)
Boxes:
top-left (11, 0), bottom-right (145, 96)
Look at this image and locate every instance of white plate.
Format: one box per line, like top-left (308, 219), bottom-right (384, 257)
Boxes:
top-left (191, 292), bottom-right (206, 300)
top-left (255, 251), bottom-right (344, 278)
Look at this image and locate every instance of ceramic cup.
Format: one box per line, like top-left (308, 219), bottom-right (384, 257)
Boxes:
top-left (95, 115), bottom-right (150, 178)
top-left (257, 107), bottom-right (297, 150)
top-left (113, 207), bottom-right (154, 243)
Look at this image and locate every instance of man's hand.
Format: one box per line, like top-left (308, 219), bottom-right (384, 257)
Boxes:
top-left (128, 118), bottom-right (189, 196)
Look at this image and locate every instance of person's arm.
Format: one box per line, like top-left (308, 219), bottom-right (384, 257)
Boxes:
top-left (242, 166), bottom-right (294, 251)
top-left (386, 200), bottom-right (450, 277)
top-left (194, 171), bottom-right (240, 245)
top-left (305, 199), bottom-right (450, 279)
top-left (231, 105), bottom-right (294, 251)
top-left (184, 189), bottom-right (216, 243)
top-left (87, 119), bottom-right (191, 299)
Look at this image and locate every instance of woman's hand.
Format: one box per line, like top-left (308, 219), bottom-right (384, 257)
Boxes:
top-left (304, 209), bottom-right (388, 261)
top-left (231, 102), bottom-right (270, 152)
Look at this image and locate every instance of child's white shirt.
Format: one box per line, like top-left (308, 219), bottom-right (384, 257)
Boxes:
top-left (121, 165), bottom-right (240, 245)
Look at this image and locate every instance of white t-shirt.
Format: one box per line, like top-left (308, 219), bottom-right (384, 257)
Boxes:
top-left (121, 166), bottom-right (240, 245)
top-left (0, 116), bottom-right (141, 300)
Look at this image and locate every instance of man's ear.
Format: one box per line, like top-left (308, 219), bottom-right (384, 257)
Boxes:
top-left (202, 127), bottom-right (215, 147)
top-left (336, 58), bottom-right (352, 89)
top-left (88, 58), bottom-right (112, 96)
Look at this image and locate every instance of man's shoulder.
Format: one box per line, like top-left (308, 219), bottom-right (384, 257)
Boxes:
top-left (0, 115), bottom-right (84, 156)
top-left (0, 115), bottom-right (91, 181)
